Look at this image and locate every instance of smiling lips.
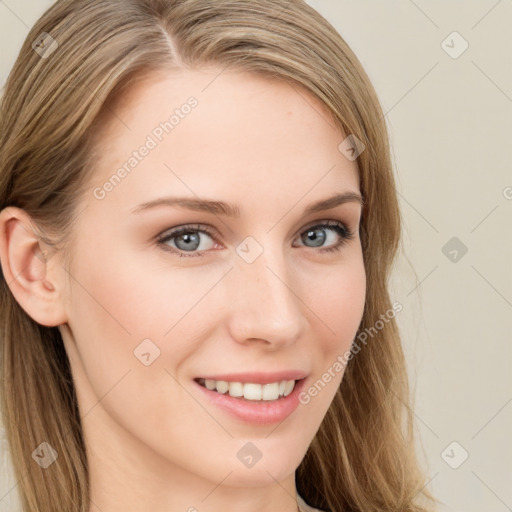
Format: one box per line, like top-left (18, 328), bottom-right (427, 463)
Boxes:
top-left (194, 370), bottom-right (308, 402)
top-left (194, 374), bottom-right (307, 425)
top-left (196, 377), bottom-right (297, 401)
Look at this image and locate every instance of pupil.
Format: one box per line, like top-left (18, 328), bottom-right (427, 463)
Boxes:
top-left (177, 232), bottom-right (199, 251)
top-left (304, 228), bottom-right (325, 247)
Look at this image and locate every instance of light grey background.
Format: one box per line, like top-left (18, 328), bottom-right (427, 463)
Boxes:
top-left (1, 1), bottom-right (511, 511)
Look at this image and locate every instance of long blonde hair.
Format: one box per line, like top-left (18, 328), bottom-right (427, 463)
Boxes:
top-left (0, 1), bottom-right (439, 510)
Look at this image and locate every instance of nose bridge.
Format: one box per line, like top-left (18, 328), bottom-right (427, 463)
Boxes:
top-left (227, 242), bottom-right (306, 346)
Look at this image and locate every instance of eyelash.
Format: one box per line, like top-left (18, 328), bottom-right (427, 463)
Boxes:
top-left (156, 220), bottom-right (355, 258)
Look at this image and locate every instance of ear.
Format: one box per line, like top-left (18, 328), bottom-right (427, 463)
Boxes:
top-left (0, 207), bottom-right (68, 327)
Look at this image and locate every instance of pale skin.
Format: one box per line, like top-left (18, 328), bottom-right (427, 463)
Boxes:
top-left (0, 67), bottom-right (366, 512)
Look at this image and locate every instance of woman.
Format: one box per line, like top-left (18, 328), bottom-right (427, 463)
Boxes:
top-left (0, 1), bottom-right (439, 511)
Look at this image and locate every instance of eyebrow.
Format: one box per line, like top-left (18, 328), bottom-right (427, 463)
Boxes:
top-left (131, 191), bottom-right (364, 217)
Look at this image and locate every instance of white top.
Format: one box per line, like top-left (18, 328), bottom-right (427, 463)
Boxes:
top-left (297, 492), bottom-right (326, 512)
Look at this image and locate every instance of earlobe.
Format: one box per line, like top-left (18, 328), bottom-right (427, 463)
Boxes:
top-left (0, 207), bottom-right (67, 327)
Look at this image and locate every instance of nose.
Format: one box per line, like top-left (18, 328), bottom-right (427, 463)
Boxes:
top-left (226, 246), bottom-right (307, 349)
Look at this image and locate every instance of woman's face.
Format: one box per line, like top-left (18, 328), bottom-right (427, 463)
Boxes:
top-left (58, 67), bottom-right (366, 498)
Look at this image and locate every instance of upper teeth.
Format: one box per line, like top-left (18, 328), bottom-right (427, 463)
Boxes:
top-left (198, 378), bottom-right (296, 401)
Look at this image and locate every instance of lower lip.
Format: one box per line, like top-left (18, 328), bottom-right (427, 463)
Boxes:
top-left (194, 378), bottom-right (306, 425)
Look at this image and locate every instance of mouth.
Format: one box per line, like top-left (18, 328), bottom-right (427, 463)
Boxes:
top-left (193, 375), bottom-right (308, 425)
top-left (194, 377), bottom-right (303, 402)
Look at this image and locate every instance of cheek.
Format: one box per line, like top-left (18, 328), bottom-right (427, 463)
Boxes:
top-left (63, 240), bottom-right (230, 397)
top-left (290, 260), bottom-right (365, 426)
top-left (66, 236), bottom-right (216, 339)
top-left (63, 242), bottom-right (220, 450)
top-left (305, 254), bottom-right (366, 352)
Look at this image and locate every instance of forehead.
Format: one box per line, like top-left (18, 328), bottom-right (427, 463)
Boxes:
top-left (85, 66), bottom-right (360, 215)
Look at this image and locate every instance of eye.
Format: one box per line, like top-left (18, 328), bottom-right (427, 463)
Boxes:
top-left (156, 220), bottom-right (355, 258)
top-left (293, 220), bottom-right (355, 254)
top-left (157, 224), bottom-right (217, 257)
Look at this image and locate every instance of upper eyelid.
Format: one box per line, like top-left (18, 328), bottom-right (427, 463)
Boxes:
top-left (301, 219), bottom-right (351, 231)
